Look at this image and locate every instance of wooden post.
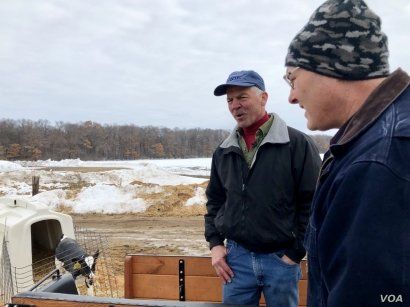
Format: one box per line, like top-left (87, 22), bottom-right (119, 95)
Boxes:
top-left (124, 255), bottom-right (133, 298)
top-left (32, 176), bottom-right (40, 196)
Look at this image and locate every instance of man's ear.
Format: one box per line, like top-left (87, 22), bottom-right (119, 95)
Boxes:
top-left (261, 92), bottom-right (268, 106)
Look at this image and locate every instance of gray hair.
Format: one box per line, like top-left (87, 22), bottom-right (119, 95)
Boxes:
top-left (251, 86), bottom-right (264, 95)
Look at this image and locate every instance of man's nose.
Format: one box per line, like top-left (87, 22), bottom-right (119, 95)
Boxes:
top-left (288, 91), bottom-right (298, 104)
top-left (230, 98), bottom-right (242, 109)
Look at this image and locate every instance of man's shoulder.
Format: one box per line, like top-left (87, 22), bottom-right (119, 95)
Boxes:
top-left (285, 126), bottom-right (321, 160)
top-left (286, 126), bottom-right (311, 143)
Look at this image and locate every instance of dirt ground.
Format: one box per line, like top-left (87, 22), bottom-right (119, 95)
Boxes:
top-left (72, 214), bottom-right (209, 297)
top-left (0, 165), bottom-right (212, 297)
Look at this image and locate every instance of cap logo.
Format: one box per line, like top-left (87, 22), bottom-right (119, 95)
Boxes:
top-left (228, 76), bottom-right (242, 81)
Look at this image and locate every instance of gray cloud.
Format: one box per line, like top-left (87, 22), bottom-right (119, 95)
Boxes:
top-left (0, 0), bottom-right (408, 133)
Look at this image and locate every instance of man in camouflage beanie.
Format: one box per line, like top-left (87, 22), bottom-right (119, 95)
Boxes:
top-left (285, 0), bottom-right (389, 80)
top-left (284, 0), bottom-right (410, 306)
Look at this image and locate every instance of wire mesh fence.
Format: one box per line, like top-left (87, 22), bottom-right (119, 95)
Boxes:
top-left (1, 236), bottom-right (14, 305)
top-left (0, 226), bottom-right (119, 305)
top-left (73, 224), bottom-right (120, 298)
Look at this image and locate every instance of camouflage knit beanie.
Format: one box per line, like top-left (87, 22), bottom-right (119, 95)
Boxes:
top-left (285, 0), bottom-right (389, 80)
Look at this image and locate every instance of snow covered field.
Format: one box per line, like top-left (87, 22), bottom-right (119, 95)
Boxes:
top-left (0, 154), bottom-right (324, 215)
top-left (0, 158), bottom-right (211, 214)
top-left (0, 156), bottom-right (325, 260)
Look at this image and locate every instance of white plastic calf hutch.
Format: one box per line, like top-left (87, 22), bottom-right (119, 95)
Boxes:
top-left (0, 196), bottom-right (75, 300)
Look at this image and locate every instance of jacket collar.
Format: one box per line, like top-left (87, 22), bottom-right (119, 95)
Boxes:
top-left (220, 112), bottom-right (290, 149)
top-left (331, 68), bottom-right (410, 149)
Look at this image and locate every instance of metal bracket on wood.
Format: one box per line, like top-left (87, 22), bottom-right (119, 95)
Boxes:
top-left (178, 259), bottom-right (185, 301)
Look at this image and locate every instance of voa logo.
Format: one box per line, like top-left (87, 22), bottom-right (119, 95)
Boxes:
top-left (381, 294), bottom-right (403, 303)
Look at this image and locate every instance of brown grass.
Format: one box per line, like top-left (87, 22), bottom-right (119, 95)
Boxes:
top-left (65, 179), bottom-right (93, 199)
top-left (55, 203), bottom-right (75, 214)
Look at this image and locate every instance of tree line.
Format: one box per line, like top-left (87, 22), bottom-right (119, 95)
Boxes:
top-left (0, 119), bottom-right (331, 161)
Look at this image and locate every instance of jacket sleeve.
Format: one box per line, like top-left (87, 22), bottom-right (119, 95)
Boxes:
top-left (319, 162), bottom-right (409, 306)
top-left (204, 151), bottom-right (226, 249)
top-left (285, 134), bottom-right (321, 263)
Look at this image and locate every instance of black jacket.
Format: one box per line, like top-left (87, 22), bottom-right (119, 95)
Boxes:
top-left (204, 113), bottom-right (321, 262)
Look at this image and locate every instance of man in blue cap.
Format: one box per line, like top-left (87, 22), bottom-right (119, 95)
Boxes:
top-left (204, 70), bottom-right (321, 306)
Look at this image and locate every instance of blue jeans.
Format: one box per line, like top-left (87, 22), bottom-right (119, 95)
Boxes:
top-left (223, 240), bottom-right (301, 306)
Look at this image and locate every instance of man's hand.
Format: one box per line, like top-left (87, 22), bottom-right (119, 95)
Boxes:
top-left (211, 245), bottom-right (234, 284)
top-left (281, 254), bottom-right (297, 265)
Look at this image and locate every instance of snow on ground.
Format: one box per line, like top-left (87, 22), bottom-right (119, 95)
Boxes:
top-left (1, 155), bottom-right (324, 214)
top-left (185, 187), bottom-right (207, 206)
top-left (73, 184), bottom-right (148, 214)
top-left (0, 160), bottom-right (24, 172)
top-left (32, 189), bottom-right (67, 209)
top-left (0, 158), bottom-right (211, 214)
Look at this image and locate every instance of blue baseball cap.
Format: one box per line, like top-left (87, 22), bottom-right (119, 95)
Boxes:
top-left (214, 70), bottom-right (265, 96)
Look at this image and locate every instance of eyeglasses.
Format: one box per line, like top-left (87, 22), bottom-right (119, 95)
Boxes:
top-left (283, 67), bottom-right (300, 89)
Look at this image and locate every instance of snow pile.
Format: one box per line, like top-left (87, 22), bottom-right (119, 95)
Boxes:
top-left (0, 160), bottom-right (24, 172)
top-left (141, 158), bottom-right (211, 177)
top-left (72, 184), bottom-right (147, 214)
top-left (185, 187), bottom-right (207, 206)
top-left (29, 184), bottom-right (148, 214)
top-left (123, 163), bottom-right (205, 186)
top-left (19, 158), bottom-right (85, 168)
top-left (0, 158), bottom-right (211, 214)
top-left (0, 181), bottom-right (31, 196)
top-left (32, 189), bottom-right (67, 209)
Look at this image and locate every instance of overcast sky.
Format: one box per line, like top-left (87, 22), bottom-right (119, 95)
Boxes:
top-left (0, 0), bottom-right (409, 134)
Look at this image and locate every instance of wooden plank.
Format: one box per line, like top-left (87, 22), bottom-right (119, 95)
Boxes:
top-left (130, 255), bottom-right (217, 276)
top-left (126, 255), bottom-right (308, 305)
top-left (129, 255), bottom-right (307, 279)
top-left (185, 276), bottom-right (222, 302)
top-left (131, 274), bottom-right (223, 301)
top-left (13, 295), bottom-right (232, 306)
top-left (132, 274), bottom-right (179, 300)
top-left (298, 280), bottom-right (308, 306)
top-left (12, 297), bottom-right (144, 307)
top-left (32, 176), bottom-right (40, 196)
top-left (130, 274), bottom-right (307, 305)
top-left (124, 255), bottom-right (134, 298)
top-left (12, 298), bottom-right (306, 307)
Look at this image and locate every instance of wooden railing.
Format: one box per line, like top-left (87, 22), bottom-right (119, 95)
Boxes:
top-left (12, 292), bottom-right (227, 306)
top-left (124, 254), bottom-right (308, 306)
top-left (12, 254), bottom-right (308, 306)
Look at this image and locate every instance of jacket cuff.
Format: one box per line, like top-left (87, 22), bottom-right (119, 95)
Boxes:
top-left (209, 237), bottom-right (224, 250)
top-left (284, 247), bottom-right (306, 263)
